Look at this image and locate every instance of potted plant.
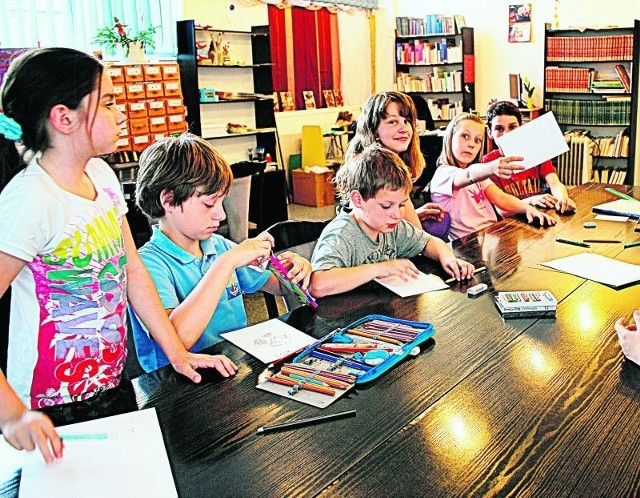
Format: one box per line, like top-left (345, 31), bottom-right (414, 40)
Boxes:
top-left (93, 16), bottom-right (158, 61)
top-left (522, 76), bottom-right (535, 109)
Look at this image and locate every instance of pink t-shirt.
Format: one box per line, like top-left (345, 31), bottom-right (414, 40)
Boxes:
top-left (430, 165), bottom-right (498, 240)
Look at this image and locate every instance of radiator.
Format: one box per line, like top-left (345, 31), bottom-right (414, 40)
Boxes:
top-left (555, 133), bottom-right (593, 186)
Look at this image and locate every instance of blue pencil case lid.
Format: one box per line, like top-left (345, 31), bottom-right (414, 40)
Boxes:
top-left (292, 314), bottom-right (435, 384)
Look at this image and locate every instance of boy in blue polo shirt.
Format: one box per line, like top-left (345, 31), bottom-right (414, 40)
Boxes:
top-left (129, 134), bottom-right (312, 372)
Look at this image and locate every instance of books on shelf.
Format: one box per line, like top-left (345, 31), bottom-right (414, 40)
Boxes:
top-left (396, 40), bottom-right (462, 65)
top-left (396, 15), bottom-right (461, 36)
top-left (545, 98), bottom-right (630, 125)
top-left (396, 69), bottom-right (462, 93)
top-left (614, 64), bottom-right (631, 92)
top-left (546, 34), bottom-right (633, 61)
top-left (545, 66), bottom-right (592, 92)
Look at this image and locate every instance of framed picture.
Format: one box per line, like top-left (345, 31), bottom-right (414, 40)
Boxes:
top-left (323, 89), bottom-right (336, 108)
top-left (509, 4), bottom-right (532, 43)
top-left (333, 88), bottom-right (344, 107)
top-left (272, 92), bottom-right (280, 112)
top-left (280, 91), bottom-right (295, 111)
top-left (302, 90), bottom-right (316, 110)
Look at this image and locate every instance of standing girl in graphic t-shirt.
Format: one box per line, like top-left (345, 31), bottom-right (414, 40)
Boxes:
top-left (429, 113), bottom-right (556, 240)
top-left (0, 48), bottom-right (236, 463)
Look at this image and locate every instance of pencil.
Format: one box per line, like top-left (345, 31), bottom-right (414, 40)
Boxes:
top-left (582, 239), bottom-right (621, 243)
top-left (556, 238), bottom-right (590, 248)
top-left (605, 187), bottom-right (638, 202)
top-left (256, 409), bottom-right (357, 434)
top-left (624, 240), bottom-right (640, 249)
top-left (267, 328), bottom-right (341, 369)
top-left (347, 328), bottom-right (404, 346)
top-left (445, 266), bottom-right (487, 285)
top-left (268, 374), bottom-right (336, 396)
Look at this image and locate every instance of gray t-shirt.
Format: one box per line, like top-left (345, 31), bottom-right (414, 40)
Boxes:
top-left (311, 212), bottom-right (430, 271)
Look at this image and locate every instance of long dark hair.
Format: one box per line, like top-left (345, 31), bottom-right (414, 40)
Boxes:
top-left (0, 47), bottom-right (103, 191)
top-left (346, 91), bottom-right (425, 181)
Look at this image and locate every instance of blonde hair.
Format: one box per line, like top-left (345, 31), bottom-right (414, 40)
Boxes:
top-left (437, 113), bottom-right (485, 168)
top-left (335, 144), bottom-right (413, 204)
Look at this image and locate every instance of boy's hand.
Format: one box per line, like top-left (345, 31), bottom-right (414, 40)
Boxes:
top-left (615, 310), bottom-right (640, 364)
top-left (440, 257), bottom-right (475, 282)
top-left (490, 155), bottom-right (525, 179)
top-left (554, 195), bottom-right (576, 213)
top-left (277, 251), bottom-right (312, 288)
top-left (2, 410), bottom-right (62, 463)
top-left (524, 206), bottom-right (557, 226)
top-left (416, 202), bottom-right (446, 222)
top-left (376, 259), bottom-right (420, 281)
top-left (172, 353), bottom-right (238, 383)
top-left (228, 232), bottom-right (274, 268)
top-left (527, 193), bottom-right (559, 209)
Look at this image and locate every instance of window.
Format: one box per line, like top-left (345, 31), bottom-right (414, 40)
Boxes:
top-left (0, 0), bottom-right (182, 57)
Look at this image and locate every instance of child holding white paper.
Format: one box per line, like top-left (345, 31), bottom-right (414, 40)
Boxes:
top-left (130, 134), bottom-right (312, 372)
top-left (484, 101), bottom-right (575, 213)
top-left (429, 113), bottom-right (556, 240)
top-left (310, 144), bottom-right (474, 298)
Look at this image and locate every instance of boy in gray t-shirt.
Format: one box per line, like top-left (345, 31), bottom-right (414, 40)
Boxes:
top-left (310, 145), bottom-right (475, 298)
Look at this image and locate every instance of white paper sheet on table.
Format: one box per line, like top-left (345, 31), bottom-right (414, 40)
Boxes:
top-left (221, 318), bottom-right (315, 363)
top-left (19, 408), bottom-right (177, 498)
top-left (541, 252), bottom-right (640, 288)
top-left (495, 111), bottom-right (569, 170)
top-left (594, 214), bottom-right (629, 222)
top-left (375, 271), bottom-right (448, 297)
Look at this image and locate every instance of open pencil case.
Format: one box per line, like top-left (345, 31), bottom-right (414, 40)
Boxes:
top-left (293, 314), bottom-right (435, 384)
top-left (257, 314), bottom-right (434, 408)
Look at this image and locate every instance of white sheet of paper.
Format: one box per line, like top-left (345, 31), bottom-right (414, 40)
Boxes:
top-left (594, 214), bottom-right (629, 222)
top-left (592, 199), bottom-right (640, 219)
top-left (375, 271), bottom-right (448, 297)
top-left (541, 252), bottom-right (640, 288)
top-left (495, 111), bottom-right (569, 169)
top-left (221, 319), bottom-right (315, 364)
top-left (19, 408), bottom-right (177, 498)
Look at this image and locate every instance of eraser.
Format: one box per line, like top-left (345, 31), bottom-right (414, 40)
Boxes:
top-left (467, 283), bottom-right (488, 296)
top-left (583, 221), bottom-right (596, 228)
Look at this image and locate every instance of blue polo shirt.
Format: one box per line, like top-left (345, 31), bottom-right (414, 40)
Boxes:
top-left (129, 226), bottom-right (272, 372)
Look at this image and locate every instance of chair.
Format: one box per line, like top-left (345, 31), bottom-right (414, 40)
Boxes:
top-left (262, 220), bottom-right (329, 319)
top-left (301, 125), bottom-right (339, 169)
top-left (408, 94), bottom-right (436, 132)
top-left (222, 160), bottom-right (266, 243)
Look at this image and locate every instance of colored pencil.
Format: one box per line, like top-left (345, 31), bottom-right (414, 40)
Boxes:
top-left (256, 409), bottom-right (357, 434)
top-left (623, 240), bottom-right (640, 249)
top-left (268, 374), bottom-right (336, 396)
top-left (556, 238), bottom-right (590, 248)
top-left (582, 239), bottom-right (620, 243)
top-left (445, 266), bottom-right (487, 284)
top-left (605, 187), bottom-right (638, 202)
top-left (346, 328), bottom-right (405, 346)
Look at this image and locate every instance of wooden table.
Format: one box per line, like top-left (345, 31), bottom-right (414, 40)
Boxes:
top-left (2, 184), bottom-right (640, 498)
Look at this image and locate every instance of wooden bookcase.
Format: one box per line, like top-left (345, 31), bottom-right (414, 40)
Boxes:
top-left (394, 24), bottom-right (475, 127)
top-left (543, 21), bottom-right (640, 185)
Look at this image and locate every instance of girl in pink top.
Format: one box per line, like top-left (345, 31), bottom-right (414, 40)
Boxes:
top-left (429, 113), bottom-right (556, 240)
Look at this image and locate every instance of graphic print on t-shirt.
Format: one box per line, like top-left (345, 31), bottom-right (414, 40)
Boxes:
top-left (28, 198), bottom-right (127, 408)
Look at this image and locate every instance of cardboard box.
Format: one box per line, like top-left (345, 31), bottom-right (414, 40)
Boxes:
top-left (292, 169), bottom-right (335, 207)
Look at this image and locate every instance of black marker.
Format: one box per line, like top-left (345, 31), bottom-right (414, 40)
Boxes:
top-left (556, 238), bottom-right (590, 248)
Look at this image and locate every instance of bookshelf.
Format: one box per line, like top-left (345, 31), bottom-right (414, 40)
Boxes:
top-left (394, 19), bottom-right (475, 126)
top-left (176, 20), bottom-right (287, 231)
top-left (543, 21), bottom-right (640, 185)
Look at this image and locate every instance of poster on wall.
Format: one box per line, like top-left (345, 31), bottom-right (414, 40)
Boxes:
top-left (509, 4), bottom-right (532, 43)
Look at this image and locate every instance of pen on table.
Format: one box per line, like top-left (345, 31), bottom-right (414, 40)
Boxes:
top-left (256, 409), bottom-right (357, 435)
top-left (582, 239), bottom-right (621, 243)
top-left (445, 266), bottom-right (487, 285)
top-left (624, 240), bottom-right (640, 249)
top-left (267, 328), bottom-right (341, 369)
top-left (61, 433), bottom-right (108, 441)
top-left (605, 187), bottom-right (639, 202)
top-left (556, 238), bottom-right (591, 248)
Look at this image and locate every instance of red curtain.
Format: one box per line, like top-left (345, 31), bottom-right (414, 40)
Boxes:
top-left (268, 5), bottom-right (338, 110)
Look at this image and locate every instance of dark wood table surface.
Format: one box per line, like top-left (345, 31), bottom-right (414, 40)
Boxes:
top-left (2, 183), bottom-right (639, 498)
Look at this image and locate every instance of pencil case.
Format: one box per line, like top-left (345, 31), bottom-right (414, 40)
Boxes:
top-left (292, 314), bottom-right (435, 384)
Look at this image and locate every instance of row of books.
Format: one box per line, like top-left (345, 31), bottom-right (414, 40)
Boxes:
top-left (545, 98), bottom-right (631, 126)
top-left (592, 167), bottom-right (627, 184)
top-left (396, 40), bottom-right (462, 65)
top-left (395, 15), bottom-right (464, 37)
top-left (546, 34), bottom-right (633, 61)
top-left (592, 130), bottom-right (630, 158)
top-left (396, 70), bottom-right (462, 93)
top-left (546, 65), bottom-right (632, 93)
top-left (427, 98), bottom-right (463, 121)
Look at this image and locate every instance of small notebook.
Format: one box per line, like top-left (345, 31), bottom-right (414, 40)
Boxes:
top-left (592, 199), bottom-right (640, 219)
